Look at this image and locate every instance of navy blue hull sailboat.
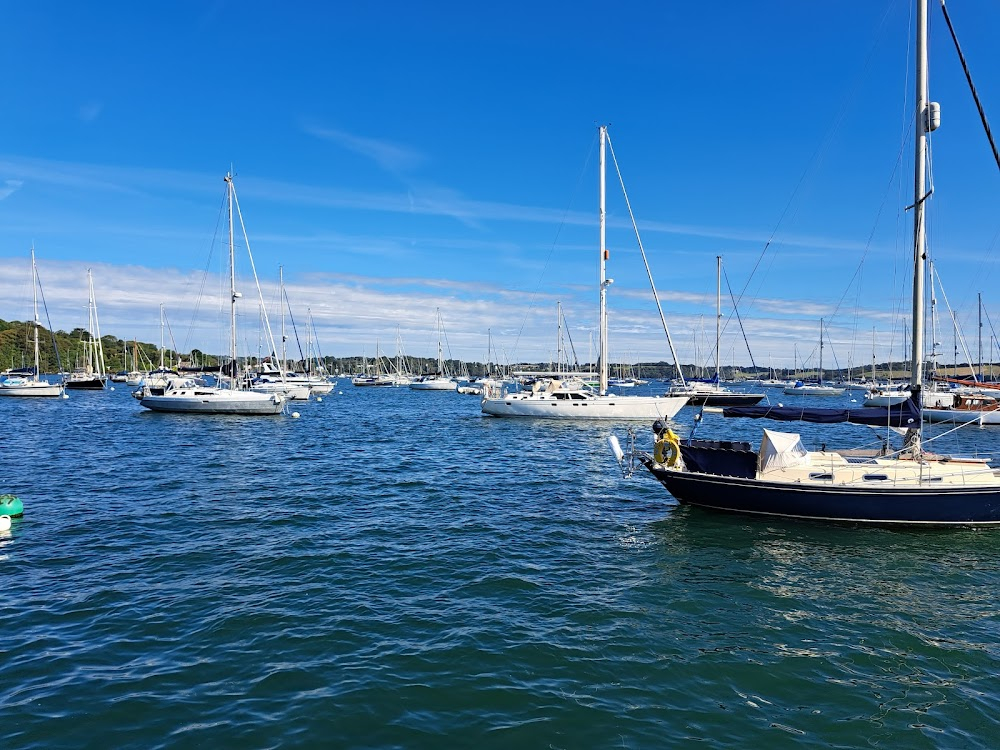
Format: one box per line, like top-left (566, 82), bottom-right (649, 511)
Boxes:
top-left (612, 0), bottom-right (1000, 526)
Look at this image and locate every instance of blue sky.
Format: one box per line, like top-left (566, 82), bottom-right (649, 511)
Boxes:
top-left (1, 1), bottom-right (999, 370)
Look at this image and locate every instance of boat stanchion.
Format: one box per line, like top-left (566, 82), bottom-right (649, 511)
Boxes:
top-left (609, 427), bottom-right (641, 478)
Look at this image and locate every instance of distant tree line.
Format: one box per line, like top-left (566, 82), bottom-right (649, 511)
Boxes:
top-left (2, 318), bottom-right (993, 379)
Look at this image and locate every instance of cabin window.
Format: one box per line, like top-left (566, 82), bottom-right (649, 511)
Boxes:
top-left (808, 472), bottom-right (834, 481)
top-left (863, 474), bottom-right (889, 481)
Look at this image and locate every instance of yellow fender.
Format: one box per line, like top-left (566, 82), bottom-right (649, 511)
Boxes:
top-left (653, 429), bottom-right (681, 467)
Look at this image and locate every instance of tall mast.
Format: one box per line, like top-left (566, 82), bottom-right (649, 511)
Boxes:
top-left (159, 303), bottom-right (165, 370)
top-left (87, 269), bottom-right (105, 380)
top-left (819, 318), bottom-right (824, 385)
top-left (872, 327), bottom-right (877, 382)
top-left (31, 247), bottom-right (40, 379)
top-left (226, 173), bottom-right (238, 380)
top-left (715, 255), bottom-right (722, 383)
top-left (599, 125), bottom-right (609, 395)
top-left (978, 291), bottom-right (983, 381)
top-left (280, 265), bottom-right (287, 374)
top-left (556, 301), bottom-right (563, 375)
top-left (910, 0), bottom-right (933, 390)
top-left (929, 259), bottom-right (939, 378)
top-left (436, 308), bottom-right (444, 374)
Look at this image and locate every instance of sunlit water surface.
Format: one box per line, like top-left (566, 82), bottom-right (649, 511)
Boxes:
top-left (2, 383), bottom-right (999, 748)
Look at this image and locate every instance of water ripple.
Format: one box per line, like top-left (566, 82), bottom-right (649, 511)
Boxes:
top-left (2, 386), bottom-right (1000, 748)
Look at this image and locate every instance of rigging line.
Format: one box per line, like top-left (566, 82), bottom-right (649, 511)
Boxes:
top-left (231, 181), bottom-right (283, 377)
top-left (510, 133), bottom-right (598, 360)
top-left (34, 269), bottom-right (64, 374)
top-left (560, 307), bottom-right (582, 370)
top-left (182, 187), bottom-right (229, 355)
top-left (605, 132), bottom-right (685, 384)
top-left (163, 308), bottom-right (179, 365)
top-left (939, 0), bottom-right (1000, 174)
top-left (933, 266), bottom-right (979, 382)
top-left (826, 119), bottom-right (915, 333)
top-left (729, 1), bottom-right (900, 320)
top-left (283, 288), bottom-right (307, 364)
top-left (981, 305), bottom-right (999, 376)
top-left (722, 268), bottom-right (758, 373)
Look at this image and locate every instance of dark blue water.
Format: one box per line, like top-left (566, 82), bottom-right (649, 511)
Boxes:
top-left (3, 383), bottom-right (999, 748)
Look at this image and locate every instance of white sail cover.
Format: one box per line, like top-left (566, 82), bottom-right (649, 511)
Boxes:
top-left (759, 429), bottom-right (810, 473)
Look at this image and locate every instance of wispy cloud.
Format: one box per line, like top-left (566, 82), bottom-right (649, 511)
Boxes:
top-left (0, 179), bottom-right (23, 200)
top-left (0, 153), bottom-right (890, 256)
top-left (302, 123), bottom-right (426, 174)
top-left (0, 255), bottom-right (916, 368)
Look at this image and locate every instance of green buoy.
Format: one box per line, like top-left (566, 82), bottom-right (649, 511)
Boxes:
top-left (0, 494), bottom-right (23, 517)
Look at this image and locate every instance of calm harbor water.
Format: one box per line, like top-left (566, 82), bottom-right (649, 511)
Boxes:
top-left (3, 383), bottom-right (1000, 748)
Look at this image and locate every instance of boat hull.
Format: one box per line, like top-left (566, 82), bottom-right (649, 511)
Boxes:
top-left (140, 390), bottom-right (283, 415)
top-left (65, 377), bottom-right (106, 390)
top-left (922, 408), bottom-right (1000, 425)
top-left (482, 393), bottom-right (687, 420)
top-left (782, 386), bottom-right (845, 396)
top-left (409, 379), bottom-right (456, 391)
top-left (0, 381), bottom-right (62, 397)
top-left (646, 465), bottom-right (1000, 525)
top-left (684, 392), bottom-right (766, 407)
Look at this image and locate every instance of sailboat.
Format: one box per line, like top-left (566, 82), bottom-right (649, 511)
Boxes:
top-left (0, 249), bottom-right (64, 397)
top-left (410, 309), bottom-right (457, 390)
top-left (248, 267), bottom-right (311, 401)
top-left (138, 173), bottom-right (284, 415)
top-left (782, 319), bottom-right (845, 396)
top-left (667, 256), bottom-right (765, 407)
top-left (64, 270), bottom-right (108, 390)
top-left (481, 125), bottom-right (689, 420)
top-left (352, 340), bottom-right (396, 387)
top-left (612, 0), bottom-right (1000, 525)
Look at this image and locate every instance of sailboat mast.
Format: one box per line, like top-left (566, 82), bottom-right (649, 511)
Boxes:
top-left (910, 0), bottom-right (931, 390)
top-left (159, 303), bottom-right (165, 370)
top-left (819, 318), bottom-right (824, 385)
top-left (599, 125), bottom-right (609, 395)
top-left (556, 301), bottom-right (563, 375)
top-left (280, 265), bottom-right (287, 374)
top-left (87, 269), bottom-right (105, 379)
top-left (715, 255), bottom-right (721, 383)
top-left (226, 174), bottom-right (238, 379)
top-left (31, 248), bottom-right (40, 378)
top-left (978, 291), bottom-right (983, 381)
top-left (436, 308), bottom-right (445, 374)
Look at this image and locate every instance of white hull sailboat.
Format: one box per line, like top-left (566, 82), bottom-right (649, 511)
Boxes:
top-left (410, 309), bottom-right (457, 391)
top-left (139, 173), bottom-right (283, 416)
top-left (140, 376), bottom-right (283, 414)
top-left (482, 126), bottom-right (687, 420)
top-left (0, 249), bottom-right (64, 398)
top-left (781, 319), bottom-right (844, 396)
top-left (410, 376), bottom-right (456, 391)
